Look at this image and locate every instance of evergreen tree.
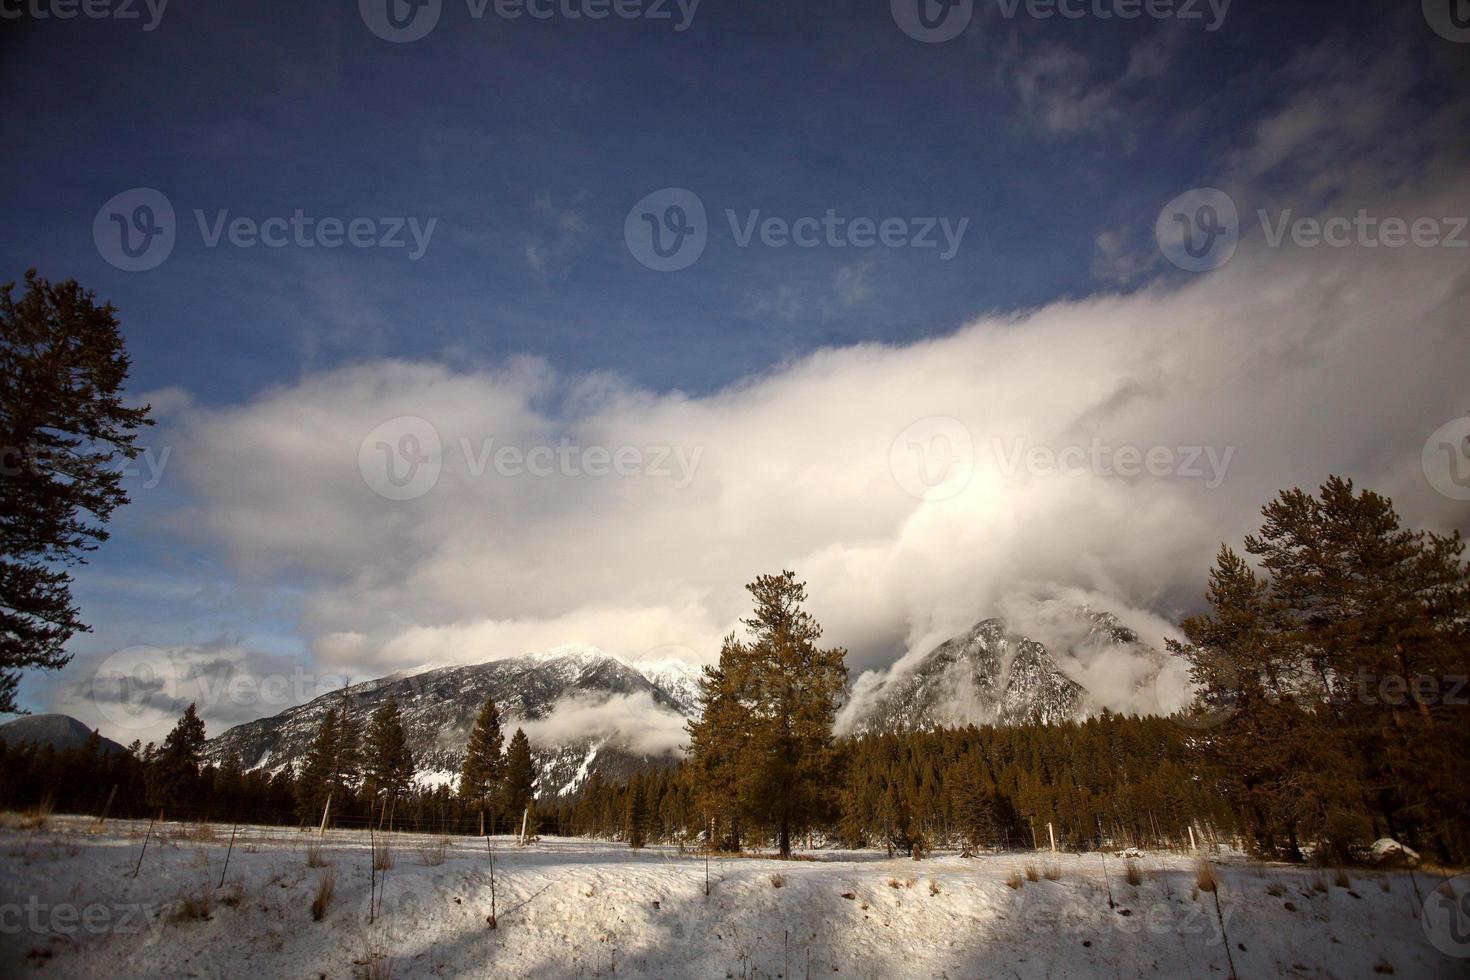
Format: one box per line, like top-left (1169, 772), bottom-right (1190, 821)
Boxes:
top-left (499, 727), bottom-right (536, 828)
top-left (0, 272), bottom-right (153, 713)
top-left (458, 697), bottom-right (505, 827)
top-left (626, 774), bottom-right (649, 848)
top-left (364, 696), bottom-right (416, 818)
top-left (689, 571), bottom-right (847, 857)
top-left (146, 703), bottom-right (205, 810)
top-left (295, 707), bottom-right (337, 824)
top-left (685, 636), bottom-right (752, 850)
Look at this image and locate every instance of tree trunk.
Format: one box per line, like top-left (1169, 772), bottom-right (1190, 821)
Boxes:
top-left (778, 818), bottom-right (790, 859)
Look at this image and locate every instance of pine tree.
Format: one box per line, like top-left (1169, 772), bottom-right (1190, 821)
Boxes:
top-left (689, 571), bottom-right (847, 858)
top-left (499, 728), bottom-right (536, 830)
top-left (295, 708), bottom-right (337, 824)
top-left (458, 697), bottom-right (505, 828)
top-left (146, 703), bottom-right (205, 810)
top-left (364, 697), bottom-right (416, 819)
top-left (626, 774), bottom-right (648, 848)
top-left (0, 272), bottom-right (153, 713)
top-left (685, 636), bottom-right (753, 851)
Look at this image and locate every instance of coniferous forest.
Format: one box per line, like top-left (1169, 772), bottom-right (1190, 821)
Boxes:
top-left (2, 479), bottom-right (1466, 866)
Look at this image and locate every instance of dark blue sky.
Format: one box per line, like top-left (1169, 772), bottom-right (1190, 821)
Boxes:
top-left (4, 0), bottom-right (1401, 402)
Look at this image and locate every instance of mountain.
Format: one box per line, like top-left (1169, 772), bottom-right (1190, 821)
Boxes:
top-left (0, 714), bottom-right (129, 755)
top-left (203, 646), bottom-right (704, 803)
top-left (841, 611), bottom-right (1166, 734)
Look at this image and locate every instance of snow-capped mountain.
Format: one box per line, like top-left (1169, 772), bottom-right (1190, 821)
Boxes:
top-left (204, 645), bottom-right (704, 803)
top-left (204, 613), bottom-right (1169, 801)
top-left (840, 611), bottom-right (1167, 734)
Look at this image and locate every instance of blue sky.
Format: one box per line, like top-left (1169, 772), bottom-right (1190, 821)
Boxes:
top-left (4, 0), bottom-right (1468, 738)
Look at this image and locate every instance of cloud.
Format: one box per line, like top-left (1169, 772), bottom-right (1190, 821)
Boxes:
top-left (519, 692), bottom-right (689, 756)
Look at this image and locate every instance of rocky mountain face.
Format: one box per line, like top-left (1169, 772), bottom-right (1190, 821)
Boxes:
top-left (204, 612), bottom-right (1167, 802)
top-left (203, 646), bottom-right (703, 804)
top-left (841, 611), bottom-right (1164, 734)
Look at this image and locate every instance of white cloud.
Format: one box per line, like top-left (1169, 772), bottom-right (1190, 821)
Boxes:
top-left (519, 692), bottom-right (690, 756)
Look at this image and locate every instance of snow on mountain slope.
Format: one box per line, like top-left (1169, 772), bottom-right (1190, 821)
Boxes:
top-left (203, 646), bottom-right (700, 804)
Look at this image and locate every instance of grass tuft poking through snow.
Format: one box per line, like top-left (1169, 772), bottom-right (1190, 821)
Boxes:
top-left (1334, 869), bottom-right (1352, 889)
top-left (769, 873), bottom-right (786, 888)
top-left (1194, 858), bottom-right (1217, 893)
top-left (928, 878), bottom-right (940, 896)
top-left (1005, 870), bottom-right (1024, 890)
top-left (1042, 863), bottom-right (1061, 882)
top-left (418, 836), bottom-right (448, 867)
top-left (1124, 859), bottom-right (1142, 887)
top-left (170, 885), bottom-right (213, 923)
top-left (311, 866), bottom-right (336, 922)
top-left (305, 839), bottom-right (328, 868)
top-left (373, 839), bottom-right (394, 871)
top-left (1023, 863), bottom-right (1039, 883)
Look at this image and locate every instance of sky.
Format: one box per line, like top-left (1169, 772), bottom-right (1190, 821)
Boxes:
top-left (2, 0), bottom-right (1468, 746)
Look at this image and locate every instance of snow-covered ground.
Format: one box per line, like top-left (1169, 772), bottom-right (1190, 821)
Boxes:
top-left (1, 817), bottom-right (1463, 978)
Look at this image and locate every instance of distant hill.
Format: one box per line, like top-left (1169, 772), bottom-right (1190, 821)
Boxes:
top-left (0, 714), bottom-right (129, 755)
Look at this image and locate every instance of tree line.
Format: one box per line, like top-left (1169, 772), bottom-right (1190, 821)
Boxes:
top-left (3, 478), bottom-right (1467, 864)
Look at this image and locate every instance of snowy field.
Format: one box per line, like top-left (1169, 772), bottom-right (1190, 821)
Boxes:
top-left (1, 817), bottom-right (1464, 979)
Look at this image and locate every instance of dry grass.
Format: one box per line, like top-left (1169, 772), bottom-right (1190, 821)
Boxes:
top-left (170, 885), bottom-right (213, 923)
top-left (306, 839), bottom-right (329, 868)
top-left (1124, 859), bottom-right (1143, 887)
top-left (1310, 874), bottom-right (1329, 894)
top-left (928, 878), bottom-right (940, 896)
top-left (1023, 863), bottom-right (1040, 883)
top-left (769, 873), bottom-right (786, 888)
top-left (1266, 883), bottom-right (1285, 897)
top-left (359, 948), bottom-right (393, 980)
top-left (219, 882), bottom-right (244, 908)
top-left (1194, 858), bottom-right (1217, 893)
top-left (1004, 870), bottom-right (1024, 890)
top-left (1379, 878), bottom-right (1392, 893)
top-left (417, 836), bottom-right (448, 867)
top-left (184, 822), bottom-right (218, 842)
top-left (1334, 869), bottom-right (1352, 889)
top-left (373, 839), bottom-right (395, 871)
top-left (311, 866), bottom-right (337, 922)
top-left (1042, 863), bottom-right (1061, 882)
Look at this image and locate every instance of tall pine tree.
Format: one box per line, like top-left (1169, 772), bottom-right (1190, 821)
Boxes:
top-left (364, 696), bottom-right (416, 822)
top-left (499, 728), bottom-right (536, 832)
top-left (458, 697), bottom-right (505, 831)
